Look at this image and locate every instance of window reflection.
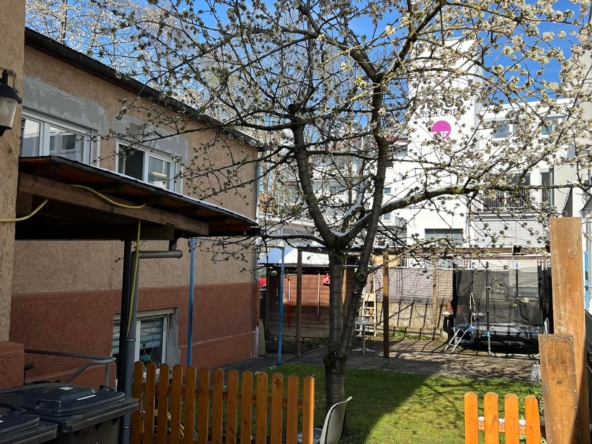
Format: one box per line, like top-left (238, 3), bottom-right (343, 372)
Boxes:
top-left (148, 156), bottom-right (171, 189)
top-left (49, 126), bottom-right (85, 162)
top-left (20, 119), bottom-right (40, 157)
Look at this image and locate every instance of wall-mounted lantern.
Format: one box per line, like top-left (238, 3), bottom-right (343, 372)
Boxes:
top-left (0, 69), bottom-right (22, 137)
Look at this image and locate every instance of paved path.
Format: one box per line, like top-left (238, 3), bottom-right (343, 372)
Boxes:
top-left (222, 339), bottom-right (538, 382)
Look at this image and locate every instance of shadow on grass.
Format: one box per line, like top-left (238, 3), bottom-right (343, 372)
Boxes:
top-left (261, 334), bottom-right (542, 444)
top-left (264, 362), bottom-right (540, 444)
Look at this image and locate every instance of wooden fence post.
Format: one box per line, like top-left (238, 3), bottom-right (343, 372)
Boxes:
top-left (302, 376), bottom-right (315, 444)
top-left (549, 218), bottom-right (590, 443)
top-left (130, 364), bottom-right (314, 444)
top-left (483, 392), bottom-right (499, 444)
top-left (131, 361), bottom-right (144, 444)
top-left (539, 334), bottom-right (579, 444)
top-left (143, 363), bottom-right (156, 444)
top-left (464, 392), bottom-right (479, 444)
top-left (256, 372), bottom-right (269, 444)
top-left (184, 366), bottom-right (197, 444)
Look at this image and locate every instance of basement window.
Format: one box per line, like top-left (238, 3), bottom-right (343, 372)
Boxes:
top-left (112, 309), bottom-right (175, 367)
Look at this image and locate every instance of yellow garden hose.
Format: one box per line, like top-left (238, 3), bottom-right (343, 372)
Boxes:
top-left (0, 199), bottom-right (49, 222)
top-left (0, 183), bottom-right (143, 334)
top-left (128, 220), bottom-right (141, 334)
top-left (71, 185), bottom-right (144, 334)
top-left (72, 185), bottom-right (146, 209)
top-left (146, 409), bottom-right (184, 437)
top-left (72, 185), bottom-right (143, 327)
top-left (0, 184), bottom-right (144, 223)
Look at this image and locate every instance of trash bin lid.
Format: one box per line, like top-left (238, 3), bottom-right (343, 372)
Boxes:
top-left (0, 407), bottom-right (39, 436)
top-left (0, 407), bottom-right (57, 444)
top-left (0, 384), bottom-right (125, 417)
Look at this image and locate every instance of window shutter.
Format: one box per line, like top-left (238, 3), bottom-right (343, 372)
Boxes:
top-left (139, 317), bottom-right (165, 350)
top-left (112, 321), bottom-right (120, 355)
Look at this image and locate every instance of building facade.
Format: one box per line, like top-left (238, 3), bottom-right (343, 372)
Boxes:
top-left (5, 29), bottom-right (260, 387)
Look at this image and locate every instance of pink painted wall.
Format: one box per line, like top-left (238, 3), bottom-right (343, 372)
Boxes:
top-left (10, 281), bottom-right (257, 385)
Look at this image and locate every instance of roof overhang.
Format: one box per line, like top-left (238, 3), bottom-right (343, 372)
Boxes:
top-left (16, 156), bottom-right (259, 241)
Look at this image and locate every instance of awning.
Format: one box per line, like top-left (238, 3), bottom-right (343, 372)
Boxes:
top-left (16, 156), bottom-right (259, 240)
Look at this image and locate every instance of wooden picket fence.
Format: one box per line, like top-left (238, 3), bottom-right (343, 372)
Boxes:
top-left (131, 362), bottom-right (315, 444)
top-left (464, 392), bottom-right (542, 444)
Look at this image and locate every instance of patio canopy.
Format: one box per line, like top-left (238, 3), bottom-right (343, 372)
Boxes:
top-left (16, 156), bottom-right (259, 240)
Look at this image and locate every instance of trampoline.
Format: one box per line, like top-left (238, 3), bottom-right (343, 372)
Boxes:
top-left (445, 264), bottom-right (552, 354)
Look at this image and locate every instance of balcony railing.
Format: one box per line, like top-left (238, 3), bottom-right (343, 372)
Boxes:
top-left (482, 191), bottom-right (530, 210)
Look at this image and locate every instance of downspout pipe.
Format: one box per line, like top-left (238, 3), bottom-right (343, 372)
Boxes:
top-left (253, 148), bottom-right (264, 357)
top-left (117, 240), bottom-right (132, 444)
top-left (119, 247), bottom-right (140, 444)
top-left (187, 237), bottom-right (196, 367)
top-left (138, 250), bottom-right (183, 259)
top-left (119, 245), bottom-right (182, 444)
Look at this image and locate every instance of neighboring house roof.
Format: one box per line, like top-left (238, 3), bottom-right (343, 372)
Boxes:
top-left (24, 27), bottom-right (261, 150)
top-left (260, 247), bottom-right (329, 266)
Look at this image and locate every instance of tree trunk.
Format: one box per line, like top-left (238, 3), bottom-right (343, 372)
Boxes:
top-left (324, 350), bottom-right (347, 409)
top-left (324, 251), bottom-right (346, 412)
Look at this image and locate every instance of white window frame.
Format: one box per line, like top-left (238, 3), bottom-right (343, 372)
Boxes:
top-left (491, 121), bottom-right (513, 140)
top-left (21, 109), bottom-right (98, 164)
top-left (116, 140), bottom-right (183, 193)
top-left (113, 308), bottom-right (173, 365)
top-left (540, 117), bottom-right (563, 137)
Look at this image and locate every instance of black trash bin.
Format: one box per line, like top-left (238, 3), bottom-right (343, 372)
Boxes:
top-left (0, 407), bottom-right (57, 444)
top-left (0, 384), bottom-right (137, 444)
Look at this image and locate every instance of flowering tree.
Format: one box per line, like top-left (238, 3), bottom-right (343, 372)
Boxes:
top-left (28, 0), bottom-right (592, 410)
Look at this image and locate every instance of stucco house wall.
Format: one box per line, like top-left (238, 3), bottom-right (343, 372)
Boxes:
top-left (9, 37), bottom-right (259, 385)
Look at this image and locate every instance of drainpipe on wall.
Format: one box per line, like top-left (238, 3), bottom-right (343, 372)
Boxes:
top-left (187, 237), bottom-right (196, 367)
top-left (253, 147), bottom-right (264, 358)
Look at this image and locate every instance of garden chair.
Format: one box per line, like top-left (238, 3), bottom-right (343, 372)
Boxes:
top-left (298, 396), bottom-right (352, 444)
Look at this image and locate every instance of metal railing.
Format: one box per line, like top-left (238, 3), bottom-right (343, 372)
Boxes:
top-left (25, 349), bottom-right (115, 388)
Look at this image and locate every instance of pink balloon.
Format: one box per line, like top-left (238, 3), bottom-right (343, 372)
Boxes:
top-left (431, 120), bottom-right (452, 139)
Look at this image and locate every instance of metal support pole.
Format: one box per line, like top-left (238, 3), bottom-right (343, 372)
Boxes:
top-left (118, 240), bottom-right (132, 444)
top-left (278, 247), bottom-right (285, 365)
top-left (117, 240), bottom-right (132, 392)
top-left (295, 249), bottom-right (303, 357)
top-left (125, 252), bottom-right (140, 391)
top-left (383, 251), bottom-right (390, 366)
top-left (187, 237), bottom-right (196, 367)
top-left (485, 262), bottom-right (492, 356)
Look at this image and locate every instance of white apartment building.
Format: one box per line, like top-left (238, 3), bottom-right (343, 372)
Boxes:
top-left (385, 39), bottom-right (580, 249)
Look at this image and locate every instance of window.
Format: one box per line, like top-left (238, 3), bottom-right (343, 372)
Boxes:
top-left (329, 184), bottom-right (346, 195)
top-left (381, 212), bottom-right (391, 221)
top-left (117, 143), bottom-right (181, 192)
top-left (493, 123), bottom-right (511, 139)
top-left (112, 310), bottom-right (173, 367)
top-left (425, 228), bottom-right (463, 245)
top-left (483, 174), bottom-right (530, 209)
top-left (20, 111), bottom-right (96, 163)
top-left (384, 187), bottom-right (392, 195)
top-left (389, 142), bottom-right (408, 159)
top-left (541, 118), bottom-right (562, 136)
top-left (541, 171), bottom-right (553, 205)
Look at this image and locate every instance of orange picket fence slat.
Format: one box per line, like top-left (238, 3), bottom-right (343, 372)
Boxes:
top-left (131, 362), bottom-right (314, 444)
top-left (464, 391), bottom-right (542, 444)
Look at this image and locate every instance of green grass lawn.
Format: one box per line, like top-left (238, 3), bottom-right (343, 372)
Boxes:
top-left (263, 364), bottom-right (540, 444)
